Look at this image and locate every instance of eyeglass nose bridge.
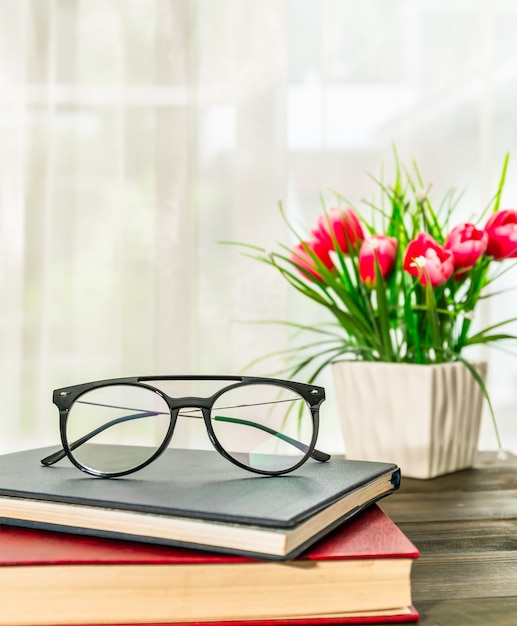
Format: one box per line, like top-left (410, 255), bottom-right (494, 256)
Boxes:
top-left (168, 403), bottom-right (220, 452)
top-left (167, 396), bottom-right (213, 412)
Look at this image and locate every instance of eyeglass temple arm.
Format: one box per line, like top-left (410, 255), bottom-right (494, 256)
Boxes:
top-left (41, 409), bottom-right (330, 467)
top-left (40, 410), bottom-right (157, 466)
top-left (214, 416), bottom-right (330, 462)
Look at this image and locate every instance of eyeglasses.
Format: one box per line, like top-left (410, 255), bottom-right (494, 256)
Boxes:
top-left (41, 375), bottom-right (330, 477)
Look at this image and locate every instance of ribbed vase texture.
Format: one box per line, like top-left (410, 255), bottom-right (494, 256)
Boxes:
top-left (332, 361), bottom-right (487, 479)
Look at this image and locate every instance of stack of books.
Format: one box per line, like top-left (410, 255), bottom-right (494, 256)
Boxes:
top-left (0, 446), bottom-right (420, 625)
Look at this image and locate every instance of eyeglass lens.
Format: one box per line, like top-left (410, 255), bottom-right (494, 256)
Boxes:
top-left (65, 385), bottom-right (171, 474)
top-left (211, 383), bottom-right (314, 472)
top-left (64, 382), bottom-right (315, 475)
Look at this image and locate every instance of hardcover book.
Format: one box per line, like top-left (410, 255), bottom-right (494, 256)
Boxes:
top-left (0, 446), bottom-right (400, 560)
top-left (0, 504), bottom-right (419, 625)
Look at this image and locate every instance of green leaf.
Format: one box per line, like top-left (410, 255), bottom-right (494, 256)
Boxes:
top-left (455, 356), bottom-right (503, 453)
top-left (490, 152), bottom-right (510, 215)
top-left (466, 333), bottom-right (517, 345)
top-left (424, 280), bottom-right (443, 361)
top-left (373, 259), bottom-right (394, 360)
top-left (465, 315), bottom-right (517, 346)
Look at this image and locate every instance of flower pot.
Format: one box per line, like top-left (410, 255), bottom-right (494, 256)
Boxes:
top-left (332, 361), bottom-right (487, 480)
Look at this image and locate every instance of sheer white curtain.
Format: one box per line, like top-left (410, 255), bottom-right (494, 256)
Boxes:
top-left (1, 0), bottom-right (516, 454)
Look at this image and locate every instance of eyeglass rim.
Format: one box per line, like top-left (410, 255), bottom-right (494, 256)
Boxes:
top-left (47, 375), bottom-right (328, 478)
top-left (52, 375), bottom-right (326, 410)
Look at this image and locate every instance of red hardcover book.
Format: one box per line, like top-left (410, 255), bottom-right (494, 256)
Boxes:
top-left (0, 505), bottom-right (419, 625)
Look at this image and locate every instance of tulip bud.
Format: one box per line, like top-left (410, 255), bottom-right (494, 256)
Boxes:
top-left (485, 209), bottom-right (517, 260)
top-left (290, 238), bottom-right (334, 282)
top-left (403, 233), bottom-right (454, 287)
top-left (359, 235), bottom-right (398, 286)
top-left (445, 223), bottom-right (488, 277)
top-left (312, 207), bottom-right (365, 255)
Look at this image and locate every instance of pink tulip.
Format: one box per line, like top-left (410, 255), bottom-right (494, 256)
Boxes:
top-left (313, 207), bottom-right (365, 255)
top-left (403, 233), bottom-right (455, 287)
top-left (485, 209), bottom-right (517, 260)
top-left (290, 238), bottom-right (334, 281)
top-left (445, 223), bottom-right (488, 274)
top-left (358, 235), bottom-right (398, 287)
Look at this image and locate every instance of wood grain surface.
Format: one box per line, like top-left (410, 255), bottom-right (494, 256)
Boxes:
top-left (378, 451), bottom-right (517, 625)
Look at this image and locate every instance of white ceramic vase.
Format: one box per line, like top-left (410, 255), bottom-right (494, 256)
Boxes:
top-left (332, 360), bottom-right (487, 480)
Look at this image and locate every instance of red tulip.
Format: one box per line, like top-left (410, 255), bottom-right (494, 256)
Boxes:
top-left (403, 233), bottom-right (454, 287)
top-left (445, 223), bottom-right (488, 274)
top-left (358, 235), bottom-right (398, 286)
top-left (290, 238), bottom-right (334, 281)
top-left (313, 207), bottom-right (365, 254)
top-left (485, 209), bottom-right (517, 260)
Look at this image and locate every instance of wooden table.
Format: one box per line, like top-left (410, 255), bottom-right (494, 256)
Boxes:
top-left (379, 451), bottom-right (517, 625)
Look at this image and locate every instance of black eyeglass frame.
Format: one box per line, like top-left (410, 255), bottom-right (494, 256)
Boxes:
top-left (42, 375), bottom-right (329, 478)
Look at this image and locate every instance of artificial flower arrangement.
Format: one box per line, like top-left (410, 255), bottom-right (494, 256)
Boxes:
top-left (238, 153), bottom-right (517, 448)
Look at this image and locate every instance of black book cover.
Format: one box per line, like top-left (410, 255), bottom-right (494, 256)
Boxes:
top-left (0, 446), bottom-right (400, 559)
